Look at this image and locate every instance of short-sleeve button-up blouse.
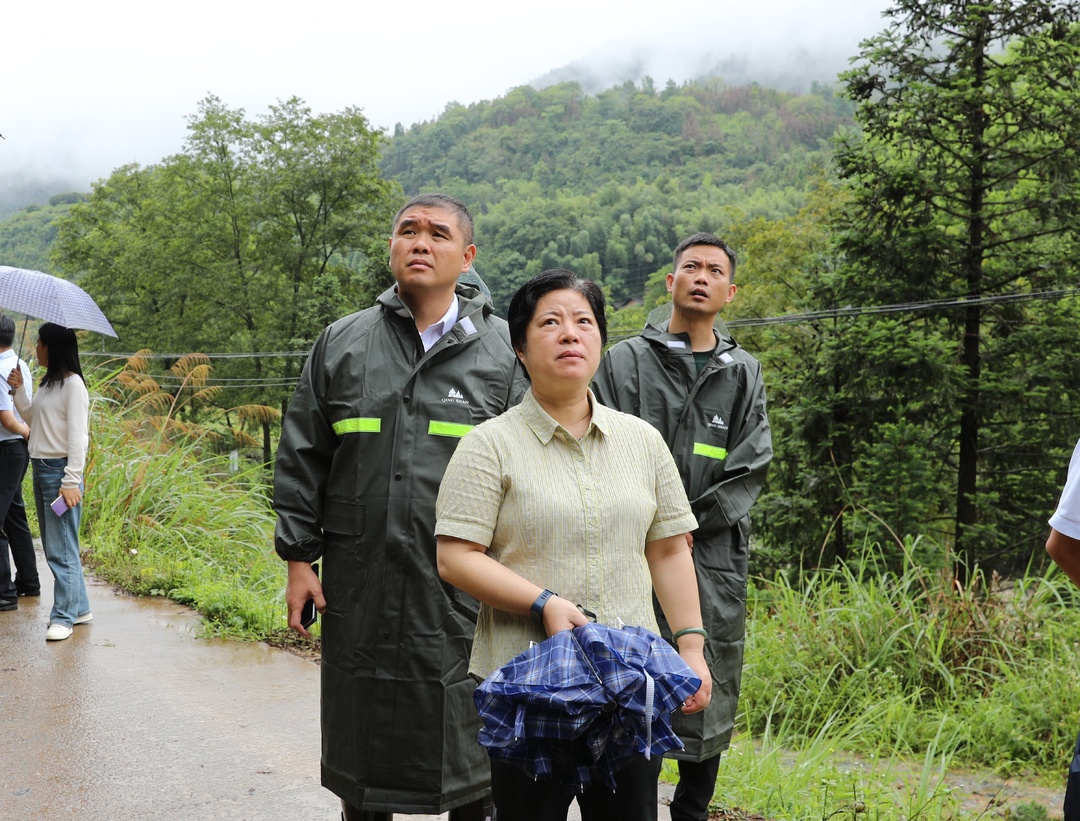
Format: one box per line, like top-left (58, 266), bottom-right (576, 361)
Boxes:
top-left (435, 387), bottom-right (697, 680)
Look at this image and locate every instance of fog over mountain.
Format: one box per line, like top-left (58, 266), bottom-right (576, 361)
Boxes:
top-left (1, 0), bottom-right (892, 213)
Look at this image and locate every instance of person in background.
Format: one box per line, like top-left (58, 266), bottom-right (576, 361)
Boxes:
top-left (1045, 436), bottom-right (1080, 821)
top-left (437, 268), bottom-right (712, 821)
top-left (593, 233), bottom-right (773, 821)
top-left (274, 193), bottom-right (525, 821)
top-left (0, 314), bottom-right (38, 609)
top-left (8, 322), bottom-right (91, 641)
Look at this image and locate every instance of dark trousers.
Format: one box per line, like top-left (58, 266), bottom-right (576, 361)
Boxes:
top-left (668, 754), bottom-right (722, 821)
top-left (490, 755), bottom-right (663, 821)
top-left (0, 439), bottom-right (37, 599)
top-left (1065, 725), bottom-right (1080, 821)
top-left (340, 796), bottom-right (491, 821)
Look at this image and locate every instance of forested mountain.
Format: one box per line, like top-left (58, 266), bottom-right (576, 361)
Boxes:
top-left (380, 78), bottom-right (854, 308)
top-left (0, 77), bottom-right (850, 314)
top-left (0, 192), bottom-right (83, 272)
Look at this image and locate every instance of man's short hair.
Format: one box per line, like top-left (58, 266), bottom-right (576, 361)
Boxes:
top-left (0, 315), bottom-right (14, 348)
top-left (392, 193), bottom-right (475, 247)
top-left (673, 232), bottom-right (738, 283)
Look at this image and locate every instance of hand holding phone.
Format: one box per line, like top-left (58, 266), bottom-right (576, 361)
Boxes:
top-left (51, 495), bottom-right (70, 517)
top-left (300, 562), bottom-right (320, 629)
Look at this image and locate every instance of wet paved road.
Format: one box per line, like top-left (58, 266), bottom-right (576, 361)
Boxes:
top-left (1, 547), bottom-right (675, 821)
top-left (3, 548), bottom-right (335, 820)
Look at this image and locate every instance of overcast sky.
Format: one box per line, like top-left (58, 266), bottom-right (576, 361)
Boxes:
top-left (3, 0), bottom-right (893, 189)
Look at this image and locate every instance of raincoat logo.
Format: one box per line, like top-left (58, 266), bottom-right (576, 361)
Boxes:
top-left (442, 387), bottom-right (470, 406)
top-left (708, 414), bottom-right (727, 430)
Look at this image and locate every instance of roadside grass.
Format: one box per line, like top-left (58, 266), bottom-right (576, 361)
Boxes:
top-left (710, 542), bottom-right (1078, 819)
top-left (80, 354), bottom-right (290, 640)
top-left (72, 358), bottom-right (1075, 819)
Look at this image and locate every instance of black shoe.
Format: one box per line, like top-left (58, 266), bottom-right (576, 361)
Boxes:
top-left (16, 588), bottom-right (40, 597)
top-left (0, 598), bottom-right (17, 611)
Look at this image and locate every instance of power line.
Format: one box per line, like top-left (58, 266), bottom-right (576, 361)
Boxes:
top-left (723, 287), bottom-right (1080, 328)
top-left (608, 287), bottom-right (1080, 342)
top-left (82, 350), bottom-right (308, 360)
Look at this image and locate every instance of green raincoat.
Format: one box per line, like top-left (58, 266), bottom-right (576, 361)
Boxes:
top-left (274, 282), bottom-right (526, 813)
top-left (592, 311), bottom-right (772, 761)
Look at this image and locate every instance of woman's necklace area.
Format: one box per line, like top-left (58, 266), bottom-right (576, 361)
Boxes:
top-left (564, 407), bottom-right (592, 440)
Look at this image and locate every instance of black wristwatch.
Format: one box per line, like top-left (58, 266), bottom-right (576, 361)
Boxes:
top-left (531, 589), bottom-right (556, 624)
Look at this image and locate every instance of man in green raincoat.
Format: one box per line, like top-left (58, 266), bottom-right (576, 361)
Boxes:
top-left (592, 232), bottom-right (772, 821)
top-left (274, 193), bottom-right (526, 821)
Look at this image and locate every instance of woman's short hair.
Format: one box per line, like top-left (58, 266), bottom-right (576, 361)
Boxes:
top-left (507, 269), bottom-right (608, 354)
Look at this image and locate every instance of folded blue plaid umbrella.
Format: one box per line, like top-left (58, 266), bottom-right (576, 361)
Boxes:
top-left (474, 622), bottom-right (701, 793)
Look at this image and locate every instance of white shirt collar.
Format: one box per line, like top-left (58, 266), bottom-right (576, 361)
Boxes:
top-left (418, 297), bottom-right (461, 353)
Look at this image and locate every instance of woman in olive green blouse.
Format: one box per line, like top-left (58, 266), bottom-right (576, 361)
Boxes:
top-left (436, 268), bottom-right (711, 821)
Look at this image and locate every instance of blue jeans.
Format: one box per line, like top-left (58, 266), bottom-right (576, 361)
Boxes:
top-left (31, 457), bottom-right (89, 626)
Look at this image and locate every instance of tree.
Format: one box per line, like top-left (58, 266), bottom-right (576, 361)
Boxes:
top-left (53, 96), bottom-right (402, 461)
top-left (832, 0), bottom-right (1080, 572)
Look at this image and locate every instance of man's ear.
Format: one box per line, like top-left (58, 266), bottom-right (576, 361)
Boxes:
top-left (460, 244), bottom-right (477, 273)
top-left (666, 272), bottom-right (675, 293)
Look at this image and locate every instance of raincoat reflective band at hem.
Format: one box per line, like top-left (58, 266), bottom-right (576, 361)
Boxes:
top-left (693, 443), bottom-right (728, 461)
top-left (333, 417), bottom-right (381, 435)
top-left (428, 421), bottom-right (474, 438)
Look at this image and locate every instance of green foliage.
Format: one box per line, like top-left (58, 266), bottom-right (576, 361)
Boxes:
top-left (80, 356), bottom-right (287, 639)
top-left (823, 0), bottom-right (1080, 572)
top-left (381, 78), bottom-right (854, 310)
top-left (0, 200), bottom-right (79, 272)
top-left (743, 545), bottom-right (1080, 776)
top-left (51, 95), bottom-right (402, 457)
top-left (1011, 803), bottom-right (1052, 821)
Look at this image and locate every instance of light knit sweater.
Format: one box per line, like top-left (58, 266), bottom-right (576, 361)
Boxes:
top-left (13, 375), bottom-right (90, 489)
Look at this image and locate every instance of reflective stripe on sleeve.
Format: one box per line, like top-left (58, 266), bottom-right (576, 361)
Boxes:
top-left (693, 442), bottom-right (728, 461)
top-left (332, 417), bottom-right (382, 435)
top-left (428, 421), bottom-right (475, 438)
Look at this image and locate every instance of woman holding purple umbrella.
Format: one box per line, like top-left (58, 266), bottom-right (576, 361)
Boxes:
top-left (8, 323), bottom-right (91, 642)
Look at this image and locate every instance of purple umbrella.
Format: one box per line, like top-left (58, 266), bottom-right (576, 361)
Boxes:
top-left (0, 266), bottom-right (117, 338)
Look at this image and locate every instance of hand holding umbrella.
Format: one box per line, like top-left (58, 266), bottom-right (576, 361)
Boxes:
top-left (474, 622), bottom-right (704, 792)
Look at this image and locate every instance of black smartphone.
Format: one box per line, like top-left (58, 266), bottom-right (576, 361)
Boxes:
top-left (300, 562), bottom-right (319, 629)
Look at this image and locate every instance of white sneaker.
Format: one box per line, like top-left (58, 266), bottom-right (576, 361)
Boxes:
top-left (46, 623), bottom-right (73, 641)
top-left (74, 612), bottom-right (93, 625)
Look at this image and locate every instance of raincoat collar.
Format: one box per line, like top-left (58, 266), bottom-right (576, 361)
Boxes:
top-left (519, 388), bottom-right (613, 445)
top-left (641, 303), bottom-right (737, 360)
top-left (378, 279), bottom-right (493, 331)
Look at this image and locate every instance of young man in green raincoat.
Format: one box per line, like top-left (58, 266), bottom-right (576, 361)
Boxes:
top-left (274, 194), bottom-right (526, 821)
top-left (592, 232), bottom-right (772, 821)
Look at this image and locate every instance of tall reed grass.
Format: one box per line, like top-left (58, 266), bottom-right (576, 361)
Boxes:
top-left (80, 353), bottom-right (287, 637)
